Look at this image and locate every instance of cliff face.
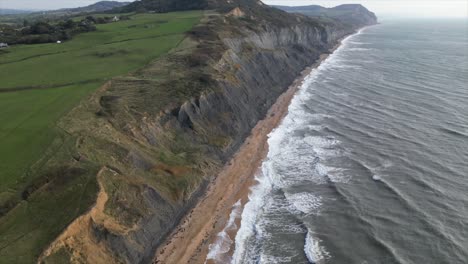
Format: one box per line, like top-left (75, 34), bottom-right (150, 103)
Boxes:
top-left (40, 3), bottom-right (376, 264)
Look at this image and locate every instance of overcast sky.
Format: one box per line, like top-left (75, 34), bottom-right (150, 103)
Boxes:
top-left (0, 0), bottom-right (467, 18)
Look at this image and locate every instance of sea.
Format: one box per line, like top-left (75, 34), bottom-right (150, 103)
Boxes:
top-left (207, 18), bottom-right (468, 264)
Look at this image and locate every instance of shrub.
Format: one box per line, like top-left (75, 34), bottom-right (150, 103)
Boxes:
top-left (5, 17), bottom-right (97, 45)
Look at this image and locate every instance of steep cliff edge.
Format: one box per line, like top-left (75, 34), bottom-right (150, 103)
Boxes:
top-left (38, 2), bottom-right (377, 263)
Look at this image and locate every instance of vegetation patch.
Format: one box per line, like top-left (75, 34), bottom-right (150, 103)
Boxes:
top-left (90, 49), bottom-right (130, 58)
top-left (0, 18), bottom-right (97, 45)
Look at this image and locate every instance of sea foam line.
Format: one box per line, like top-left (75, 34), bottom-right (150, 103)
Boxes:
top-left (230, 29), bottom-right (367, 263)
top-left (304, 230), bottom-right (331, 263)
top-left (206, 200), bottom-right (243, 263)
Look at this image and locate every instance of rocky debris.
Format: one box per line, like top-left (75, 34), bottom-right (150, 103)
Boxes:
top-left (226, 7), bottom-right (245, 17)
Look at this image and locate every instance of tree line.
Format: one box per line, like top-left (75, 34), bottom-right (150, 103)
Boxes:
top-left (0, 15), bottom-right (129, 45)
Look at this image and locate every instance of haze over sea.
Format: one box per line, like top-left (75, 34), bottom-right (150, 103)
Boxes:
top-left (208, 18), bottom-right (468, 263)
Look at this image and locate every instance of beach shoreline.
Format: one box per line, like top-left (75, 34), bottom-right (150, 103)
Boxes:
top-left (153, 36), bottom-right (349, 264)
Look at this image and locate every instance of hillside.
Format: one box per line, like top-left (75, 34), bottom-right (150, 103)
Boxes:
top-left (274, 4), bottom-right (378, 28)
top-left (119, 0), bottom-right (212, 13)
top-left (57, 1), bottom-right (131, 14)
top-left (0, 1), bottom-right (130, 24)
top-left (0, 0), bottom-right (377, 263)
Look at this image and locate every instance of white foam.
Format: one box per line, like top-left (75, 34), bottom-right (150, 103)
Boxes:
top-left (232, 166), bottom-right (273, 264)
top-left (304, 136), bottom-right (339, 148)
top-left (306, 124), bottom-right (325, 131)
top-left (328, 170), bottom-right (352, 183)
top-left (314, 163), bottom-right (331, 177)
top-left (381, 159), bottom-right (393, 168)
top-left (348, 48), bottom-right (373, 51)
top-left (206, 200), bottom-right (242, 263)
top-left (259, 253), bottom-right (294, 263)
top-left (372, 175), bottom-right (382, 181)
top-left (304, 230), bottom-right (331, 263)
top-left (274, 223), bottom-right (306, 234)
top-left (285, 192), bottom-right (323, 215)
top-left (349, 41), bottom-right (371, 45)
top-left (331, 64), bottom-right (363, 70)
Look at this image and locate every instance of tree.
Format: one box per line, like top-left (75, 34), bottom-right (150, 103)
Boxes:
top-left (30, 22), bottom-right (54, 34)
top-left (62, 19), bottom-right (76, 30)
top-left (86, 16), bottom-right (97, 23)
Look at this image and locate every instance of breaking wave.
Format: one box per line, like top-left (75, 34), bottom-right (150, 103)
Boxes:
top-left (304, 230), bottom-right (330, 263)
top-left (206, 200), bottom-right (242, 263)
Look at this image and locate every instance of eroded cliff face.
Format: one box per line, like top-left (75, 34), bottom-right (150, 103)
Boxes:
top-left (40, 7), bottom-right (375, 264)
top-left (199, 24), bottom-right (352, 157)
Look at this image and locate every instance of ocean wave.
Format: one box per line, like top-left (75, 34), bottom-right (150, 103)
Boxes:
top-left (206, 200), bottom-right (242, 263)
top-left (348, 48), bottom-right (373, 51)
top-left (285, 192), bottom-right (323, 215)
top-left (304, 230), bottom-right (331, 263)
top-left (348, 41), bottom-right (372, 45)
top-left (438, 127), bottom-right (468, 138)
top-left (259, 253), bottom-right (294, 263)
top-left (231, 166), bottom-right (273, 264)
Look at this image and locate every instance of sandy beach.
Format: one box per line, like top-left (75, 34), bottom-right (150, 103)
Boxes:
top-left (153, 40), bottom-right (345, 264)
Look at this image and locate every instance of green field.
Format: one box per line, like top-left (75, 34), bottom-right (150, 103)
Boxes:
top-left (0, 10), bottom-right (201, 263)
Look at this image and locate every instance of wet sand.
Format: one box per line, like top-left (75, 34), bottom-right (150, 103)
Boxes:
top-left (153, 41), bottom-right (345, 264)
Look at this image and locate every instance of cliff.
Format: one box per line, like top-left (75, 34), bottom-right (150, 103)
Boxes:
top-left (274, 4), bottom-right (378, 28)
top-left (36, 2), bottom-right (377, 263)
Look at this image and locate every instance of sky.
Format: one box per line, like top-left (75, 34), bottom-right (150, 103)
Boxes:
top-left (0, 0), bottom-right (467, 18)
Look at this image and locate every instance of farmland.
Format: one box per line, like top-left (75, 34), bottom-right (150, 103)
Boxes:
top-left (0, 10), bottom-right (202, 263)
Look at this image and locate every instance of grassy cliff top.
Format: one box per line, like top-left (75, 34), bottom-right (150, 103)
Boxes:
top-left (0, 10), bottom-right (202, 263)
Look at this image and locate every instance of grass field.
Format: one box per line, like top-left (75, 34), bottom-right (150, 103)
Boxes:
top-left (0, 10), bottom-right (202, 263)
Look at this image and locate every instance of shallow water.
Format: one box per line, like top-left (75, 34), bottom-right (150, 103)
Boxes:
top-left (210, 18), bottom-right (468, 264)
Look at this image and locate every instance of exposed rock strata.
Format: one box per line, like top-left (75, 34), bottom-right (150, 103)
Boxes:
top-left (40, 4), bottom-right (377, 264)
